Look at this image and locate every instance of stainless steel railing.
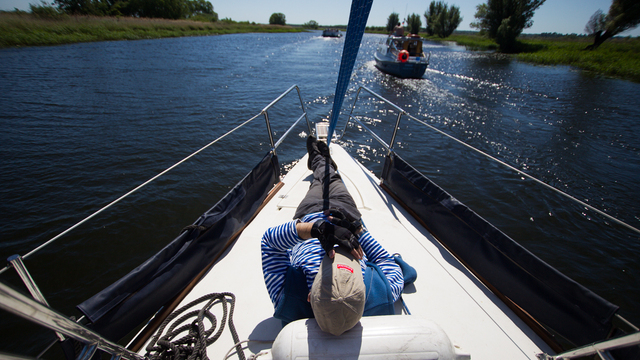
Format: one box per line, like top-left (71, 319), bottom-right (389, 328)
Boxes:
top-left (342, 85), bottom-right (640, 359)
top-left (537, 332), bottom-right (640, 360)
top-left (0, 280), bottom-right (144, 360)
top-left (342, 86), bottom-right (640, 236)
top-left (1, 84), bottom-right (311, 278)
top-left (342, 86), bottom-right (406, 154)
top-left (260, 84), bottom-right (312, 154)
top-left (0, 85), bottom-right (311, 359)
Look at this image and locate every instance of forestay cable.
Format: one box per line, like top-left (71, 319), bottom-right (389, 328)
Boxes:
top-left (327, 0), bottom-right (374, 145)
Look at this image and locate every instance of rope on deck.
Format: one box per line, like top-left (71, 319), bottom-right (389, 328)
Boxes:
top-left (145, 292), bottom-right (245, 360)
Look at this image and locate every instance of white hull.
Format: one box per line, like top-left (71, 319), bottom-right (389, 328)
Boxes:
top-left (134, 143), bottom-right (553, 359)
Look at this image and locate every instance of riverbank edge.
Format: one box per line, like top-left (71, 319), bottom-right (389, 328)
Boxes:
top-left (0, 13), bottom-right (304, 48)
top-left (3, 15), bottom-right (638, 83)
top-left (423, 33), bottom-right (640, 83)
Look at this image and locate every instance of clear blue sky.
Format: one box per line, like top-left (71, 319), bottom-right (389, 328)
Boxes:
top-left (2, 0), bottom-right (639, 37)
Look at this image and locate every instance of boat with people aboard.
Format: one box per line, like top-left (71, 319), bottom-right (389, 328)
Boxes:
top-left (322, 28), bottom-right (341, 37)
top-left (1, 0), bottom-right (639, 359)
top-left (374, 34), bottom-right (430, 78)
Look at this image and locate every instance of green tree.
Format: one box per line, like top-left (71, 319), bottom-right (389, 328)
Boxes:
top-left (303, 20), bottom-right (319, 29)
top-left (30, 0), bottom-right (65, 17)
top-left (269, 12), bottom-right (286, 25)
top-left (125, 0), bottom-right (188, 19)
top-left (54, 0), bottom-right (109, 15)
top-left (585, 9), bottom-right (607, 35)
top-left (186, 0), bottom-right (213, 17)
top-left (386, 12), bottom-right (400, 32)
top-left (107, 0), bottom-right (128, 16)
top-left (53, 0), bottom-right (214, 18)
top-left (586, 0), bottom-right (640, 50)
top-left (407, 13), bottom-right (422, 34)
top-left (186, 0), bottom-right (217, 21)
top-left (424, 2), bottom-right (437, 36)
top-left (424, 1), bottom-right (462, 38)
top-left (470, 0), bottom-right (546, 52)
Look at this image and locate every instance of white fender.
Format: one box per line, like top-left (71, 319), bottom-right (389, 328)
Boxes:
top-left (269, 315), bottom-right (470, 360)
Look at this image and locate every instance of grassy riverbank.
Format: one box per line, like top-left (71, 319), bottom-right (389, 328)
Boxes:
top-left (0, 12), bottom-right (302, 48)
top-left (425, 33), bottom-right (640, 82)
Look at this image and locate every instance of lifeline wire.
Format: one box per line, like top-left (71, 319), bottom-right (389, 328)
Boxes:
top-left (0, 114), bottom-right (260, 275)
top-left (343, 85), bottom-right (640, 235)
top-left (404, 113), bottom-right (640, 235)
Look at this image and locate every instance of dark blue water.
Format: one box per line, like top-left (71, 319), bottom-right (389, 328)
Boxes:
top-left (1, 31), bottom-right (639, 356)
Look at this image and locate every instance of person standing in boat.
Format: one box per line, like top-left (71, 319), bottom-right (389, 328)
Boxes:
top-left (393, 22), bottom-right (404, 37)
top-left (261, 136), bottom-right (405, 336)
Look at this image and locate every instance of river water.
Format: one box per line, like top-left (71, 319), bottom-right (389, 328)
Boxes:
top-left (1, 31), bottom-right (639, 356)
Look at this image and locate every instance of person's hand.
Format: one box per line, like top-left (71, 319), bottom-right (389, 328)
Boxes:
top-left (324, 209), bottom-right (363, 235)
top-left (310, 220), bottom-right (363, 260)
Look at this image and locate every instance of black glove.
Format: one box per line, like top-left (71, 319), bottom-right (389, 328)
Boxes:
top-left (324, 209), bottom-right (363, 235)
top-left (310, 220), bottom-right (361, 255)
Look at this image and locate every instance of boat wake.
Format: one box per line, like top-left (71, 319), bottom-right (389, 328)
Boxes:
top-left (425, 68), bottom-right (555, 99)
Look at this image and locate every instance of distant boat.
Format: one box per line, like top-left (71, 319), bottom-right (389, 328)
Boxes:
top-left (322, 28), bottom-right (341, 37)
top-left (374, 35), bottom-right (430, 79)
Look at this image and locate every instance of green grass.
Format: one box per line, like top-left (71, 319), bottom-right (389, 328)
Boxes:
top-left (514, 36), bottom-right (640, 82)
top-left (0, 12), bottom-right (302, 48)
top-left (425, 32), bottom-right (640, 82)
top-left (424, 33), bottom-right (499, 51)
top-left (3, 16), bottom-right (638, 82)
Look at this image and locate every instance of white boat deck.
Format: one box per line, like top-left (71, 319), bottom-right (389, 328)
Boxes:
top-left (136, 143), bottom-right (554, 359)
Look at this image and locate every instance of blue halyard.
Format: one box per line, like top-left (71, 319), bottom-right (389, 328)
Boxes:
top-left (326, 0), bottom-right (374, 145)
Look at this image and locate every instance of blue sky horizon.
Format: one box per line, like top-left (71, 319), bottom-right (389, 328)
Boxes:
top-left (2, 0), bottom-right (639, 37)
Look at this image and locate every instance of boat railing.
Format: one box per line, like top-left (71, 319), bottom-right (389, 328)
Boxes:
top-left (537, 331), bottom-right (640, 360)
top-left (342, 86), bottom-right (640, 236)
top-left (0, 280), bottom-right (144, 360)
top-left (342, 85), bottom-right (640, 359)
top-left (0, 85), bottom-right (311, 359)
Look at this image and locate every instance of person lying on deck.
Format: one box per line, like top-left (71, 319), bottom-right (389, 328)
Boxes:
top-left (261, 135), bottom-right (404, 336)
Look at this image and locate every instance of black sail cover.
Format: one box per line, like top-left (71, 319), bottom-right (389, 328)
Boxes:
top-left (77, 151), bottom-right (279, 341)
top-left (381, 152), bottom-right (618, 348)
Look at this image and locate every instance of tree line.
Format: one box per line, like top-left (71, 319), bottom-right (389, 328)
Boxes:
top-left (584, 0), bottom-right (640, 49)
top-left (385, 0), bottom-right (639, 53)
top-left (34, 0), bottom-right (217, 20)
top-left (385, 1), bottom-right (462, 39)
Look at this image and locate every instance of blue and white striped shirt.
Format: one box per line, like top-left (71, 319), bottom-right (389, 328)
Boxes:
top-left (261, 212), bottom-right (404, 309)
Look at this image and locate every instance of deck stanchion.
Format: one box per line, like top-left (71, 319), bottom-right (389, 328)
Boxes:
top-left (0, 281), bottom-right (144, 360)
top-left (388, 112), bottom-right (404, 153)
top-left (7, 254), bottom-right (65, 341)
top-left (262, 110), bottom-right (276, 155)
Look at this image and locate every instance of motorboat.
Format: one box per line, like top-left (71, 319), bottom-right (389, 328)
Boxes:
top-left (1, 0), bottom-right (639, 359)
top-left (374, 35), bottom-right (430, 79)
top-left (322, 28), bottom-right (341, 37)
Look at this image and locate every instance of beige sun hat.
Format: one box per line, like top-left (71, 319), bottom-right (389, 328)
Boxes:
top-left (309, 247), bottom-right (366, 336)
